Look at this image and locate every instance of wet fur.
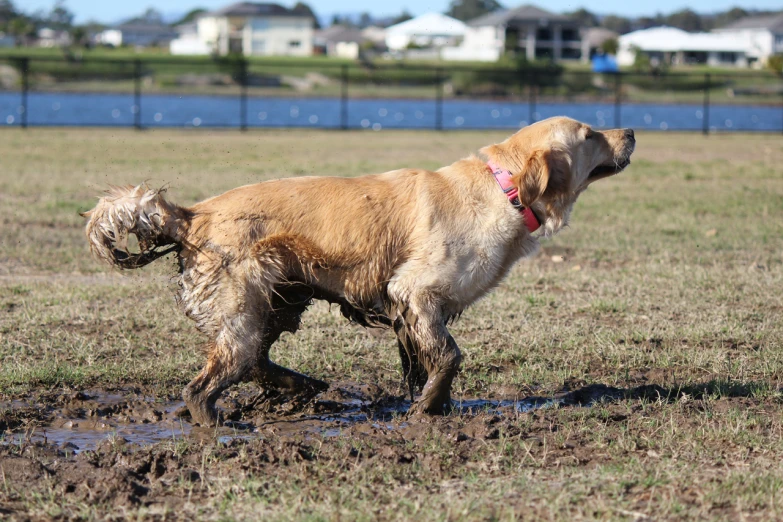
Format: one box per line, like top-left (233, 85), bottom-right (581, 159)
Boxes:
top-left (82, 117), bottom-right (635, 426)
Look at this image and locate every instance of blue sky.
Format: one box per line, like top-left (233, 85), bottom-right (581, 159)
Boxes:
top-left (19, 0), bottom-right (783, 24)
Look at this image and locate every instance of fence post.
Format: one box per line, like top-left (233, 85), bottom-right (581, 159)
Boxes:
top-left (614, 72), bottom-right (621, 128)
top-left (435, 67), bottom-right (443, 131)
top-left (528, 69), bottom-right (537, 124)
top-left (702, 73), bottom-right (710, 136)
top-left (341, 64), bottom-right (348, 130)
top-left (134, 59), bottom-right (142, 130)
top-left (239, 58), bottom-right (248, 132)
top-left (20, 57), bottom-right (28, 129)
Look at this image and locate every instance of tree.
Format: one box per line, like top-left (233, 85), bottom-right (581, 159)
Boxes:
top-left (173, 8), bottom-right (206, 26)
top-left (390, 10), bottom-right (413, 25)
top-left (141, 7), bottom-right (163, 24)
top-left (665, 8), bottom-right (702, 32)
top-left (47, 0), bottom-right (73, 30)
top-left (293, 2), bottom-right (320, 29)
top-left (70, 25), bottom-right (86, 46)
top-left (601, 15), bottom-right (632, 34)
top-left (8, 16), bottom-right (35, 46)
top-left (601, 37), bottom-right (618, 55)
top-left (445, 0), bottom-right (503, 22)
top-left (568, 8), bottom-right (598, 28)
top-left (358, 12), bottom-right (372, 28)
top-left (0, 0), bottom-right (16, 29)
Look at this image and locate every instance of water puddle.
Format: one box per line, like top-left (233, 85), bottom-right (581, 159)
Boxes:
top-left (1, 384), bottom-right (623, 452)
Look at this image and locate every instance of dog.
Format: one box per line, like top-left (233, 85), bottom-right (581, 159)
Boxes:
top-left (81, 117), bottom-right (635, 426)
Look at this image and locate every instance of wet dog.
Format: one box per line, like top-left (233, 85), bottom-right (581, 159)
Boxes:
top-left (81, 117), bottom-right (635, 426)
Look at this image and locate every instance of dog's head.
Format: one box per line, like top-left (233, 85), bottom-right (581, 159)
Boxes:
top-left (481, 116), bottom-right (635, 236)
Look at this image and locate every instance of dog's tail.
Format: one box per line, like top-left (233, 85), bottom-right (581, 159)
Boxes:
top-left (81, 184), bottom-right (189, 269)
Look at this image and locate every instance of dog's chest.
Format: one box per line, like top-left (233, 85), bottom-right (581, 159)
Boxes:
top-left (390, 211), bottom-right (533, 311)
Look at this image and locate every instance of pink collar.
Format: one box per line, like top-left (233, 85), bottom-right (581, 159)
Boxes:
top-left (487, 161), bottom-right (541, 233)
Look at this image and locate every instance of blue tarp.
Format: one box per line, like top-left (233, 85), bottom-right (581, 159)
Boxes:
top-left (592, 54), bottom-right (619, 73)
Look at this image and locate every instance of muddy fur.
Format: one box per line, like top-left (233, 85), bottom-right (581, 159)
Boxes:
top-left (81, 117), bottom-right (635, 427)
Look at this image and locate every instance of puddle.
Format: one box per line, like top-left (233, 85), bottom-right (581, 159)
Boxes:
top-left (1, 384), bottom-right (623, 452)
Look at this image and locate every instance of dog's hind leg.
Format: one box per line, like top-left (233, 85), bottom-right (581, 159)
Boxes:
top-left (251, 291), bottom-right (329, 396)
top-left (183, 311), bottom-right (264, 427)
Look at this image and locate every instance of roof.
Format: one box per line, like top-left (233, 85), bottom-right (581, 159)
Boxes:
top-left (582, 27), bottom-right (618, 46)
top-left (717, 13), bottom-right (783, 32)
top-left (619, 26), bottom-right (747, 53)
top-left (468, 4), bottom-right (571, 27)
top-left (211, 2), bottom-right (311, 18)
top-left (385, 12), bottom-right (467, 36)
top-left (315, 25), bottom-right (366, 44)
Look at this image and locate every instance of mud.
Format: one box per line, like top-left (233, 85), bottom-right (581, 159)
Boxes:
top-left (0, 383), bottom-right (637, 454)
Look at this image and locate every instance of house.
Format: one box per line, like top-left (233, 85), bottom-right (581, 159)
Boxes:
top-left (443, 4), bottom-right (582, 62)
top-left (712, 14), bottom-right (783, 65)
top-left (314, 25), bottom-right (368, 58)
top-left (581, 27), bottom-right (618, 63)
top-left (37, 27), bottom-right (72, 47)
top-left (384, 13), bottom-right (466, 52)
top-left (0, 32), bottom-right (16, 48)
top-left (195, 2), bottom-right (314, 56)
top-left (97, 18), bottom-right (178, 47)
top-left (170, 20), bottom-right (212, 55)
top-left (617, 26), bottom-right (748, 67)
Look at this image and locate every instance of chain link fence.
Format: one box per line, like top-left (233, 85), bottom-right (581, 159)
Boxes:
top-left (1, 55), bottom-right (782, 133)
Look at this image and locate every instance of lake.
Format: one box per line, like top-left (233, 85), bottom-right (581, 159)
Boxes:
top-left (1, 91), bottom-right (781, 132)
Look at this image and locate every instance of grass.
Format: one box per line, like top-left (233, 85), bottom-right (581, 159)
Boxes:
top-left (0, 128), bottom-right (782, 520)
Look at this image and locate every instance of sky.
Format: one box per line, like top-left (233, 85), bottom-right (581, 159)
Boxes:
top-left (17, 0), bottom-right (783, 24)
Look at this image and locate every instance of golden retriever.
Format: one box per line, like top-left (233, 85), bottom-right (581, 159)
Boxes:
top-left (82, 116), bottom-right (635, 426)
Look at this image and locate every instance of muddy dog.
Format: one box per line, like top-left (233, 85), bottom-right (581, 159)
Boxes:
top-left (81, 117), bottom-right (635, 426)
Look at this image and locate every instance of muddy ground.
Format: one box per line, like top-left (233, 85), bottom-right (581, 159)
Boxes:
top-left (2, 129), bottom-right (783, 520)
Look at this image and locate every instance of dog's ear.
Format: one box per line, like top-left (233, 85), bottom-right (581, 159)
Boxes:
top-left (512, 149), bottom-right (551, 207)
top-left (482, 142), bottom-right (569, 207)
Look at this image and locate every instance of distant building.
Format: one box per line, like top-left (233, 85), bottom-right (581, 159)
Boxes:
top-left (314, 25), bottom-right (368, 58)
top-left (712, 14), bottom-right (783, 65)
top-left (618, 27), bottom-right (748, 67)
top-left (0, 32), bottom-right (16, 48)
top-left (194, 2), bottom-right (314, 56)
top-left (384, 13), bottom-right (466, 52)
top-left (170, 20), bottom-right (212, 55)
top-left (444, 5), bottom-right (582, 62)
top-left (37, 27), bottom-right (72, 48)
top-left (96, 19), bottom-right (177, 48)
top-left (581, 27), bottom-right (618, 63)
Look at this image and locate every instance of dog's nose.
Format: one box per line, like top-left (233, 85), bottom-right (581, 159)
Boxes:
top-left (625, 129), bottom-right (635, 142)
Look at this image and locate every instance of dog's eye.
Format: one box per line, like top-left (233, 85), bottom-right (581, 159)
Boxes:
top-left (585, 132), bottom-right (595, 140)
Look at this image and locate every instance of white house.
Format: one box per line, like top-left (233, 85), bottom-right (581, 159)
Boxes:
top-left (37, 27), bottom-right (72, 48)
top-left (97, 19), bottom-right (177, 48)
top-left (618, 26), bottom-right (748, 68)
top-left (443, 4), bottom-right (583, 62)
top-left (188, 2), bottom-right (314, 56)
top-left (385, 13), bottom-right (466, 52)
top-left (712, 14), bottom-right (783, 66)
top-left (170, 21), bottom-right (212, 55)
top-left (314, 25), bottom-right (367, 59)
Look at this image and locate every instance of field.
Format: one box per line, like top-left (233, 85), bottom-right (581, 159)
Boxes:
top-left (1, 128), bottom-right (782, 520)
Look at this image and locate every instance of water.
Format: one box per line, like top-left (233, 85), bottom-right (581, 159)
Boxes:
top-left (2, 91), bottom-right (781, 131)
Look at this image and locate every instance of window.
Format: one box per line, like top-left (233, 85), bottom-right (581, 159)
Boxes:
top-left (289, 40), bottom-right (301, 48)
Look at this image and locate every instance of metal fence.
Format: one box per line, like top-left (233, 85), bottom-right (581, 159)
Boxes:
top-left (1, 55), bottom-right (782, 134)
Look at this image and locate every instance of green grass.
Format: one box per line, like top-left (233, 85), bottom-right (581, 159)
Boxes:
top-left (0, 128), bottom-right (782, 520)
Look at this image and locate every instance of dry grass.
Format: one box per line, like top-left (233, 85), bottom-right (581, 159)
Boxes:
top-left (1, 128), bottom-right (783, 520)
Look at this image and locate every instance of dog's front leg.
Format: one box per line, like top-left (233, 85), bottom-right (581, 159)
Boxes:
top-left (397, 298), bottom-right (462, 415)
